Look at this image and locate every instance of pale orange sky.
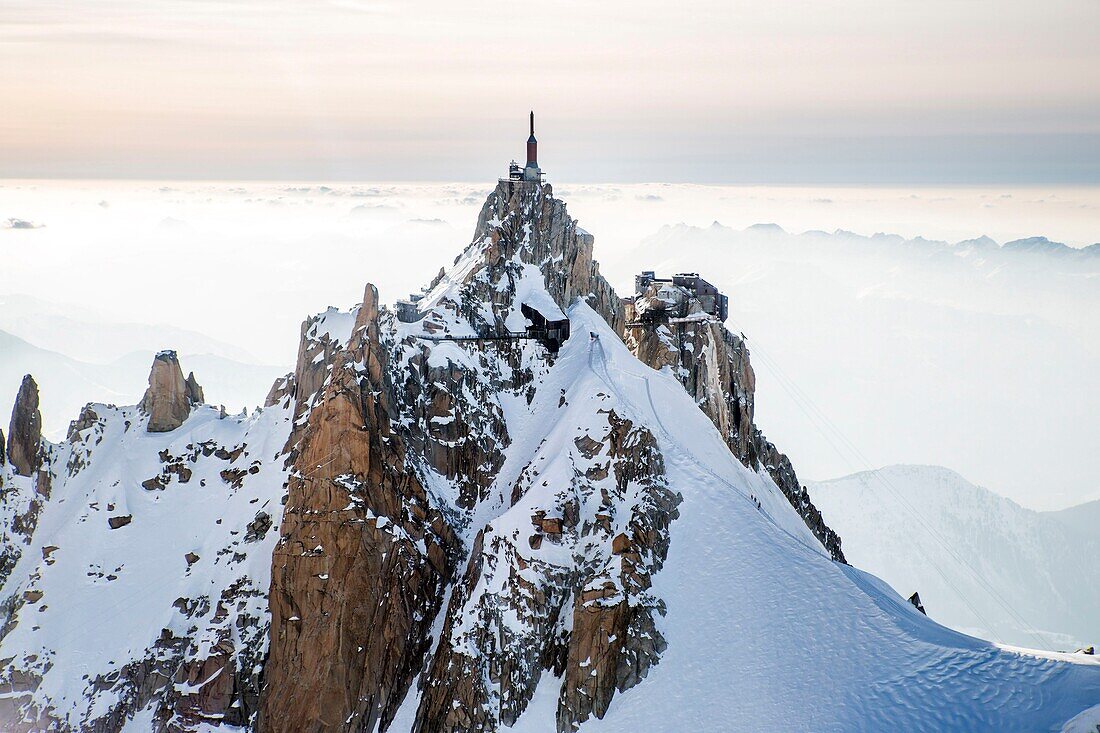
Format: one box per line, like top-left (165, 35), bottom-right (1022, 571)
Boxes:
top-left (3, 0), bottom-right (1099, 182)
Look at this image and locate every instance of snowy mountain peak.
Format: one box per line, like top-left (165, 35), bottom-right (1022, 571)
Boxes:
top-left (412, 179), bottom-right (624, 338)
top-left (0, 182), bottom-right (1097, 732)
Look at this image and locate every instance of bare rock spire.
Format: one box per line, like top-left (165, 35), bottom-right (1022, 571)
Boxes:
top-left (141, 351), bottom-right (203, 432)
top-left (184, 371), bottom-right (204, 404)
top-left (6, 374), bottom-right (41, 476)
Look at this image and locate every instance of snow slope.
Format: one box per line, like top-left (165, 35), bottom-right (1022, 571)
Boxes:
top-left (0, 401), bottom-right (293, 728)
top-left (810, 465), bottom-right (1100, 650)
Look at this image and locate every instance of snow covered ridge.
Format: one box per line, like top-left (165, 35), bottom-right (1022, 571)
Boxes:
top-left (0, 372), bottom-right (293, 730)
top-left (1, 179), bottom-right (1099, 732)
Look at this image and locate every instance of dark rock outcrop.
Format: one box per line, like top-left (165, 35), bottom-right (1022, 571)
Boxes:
top-left (263, 373), bottom-right (294, 407)
top-left (66, 404), bottom-right (100, 443)
top-left (0, 377), bottom-right (52, 601)
top-left (141, 351), bottom-right (202, 432)
top-left (107, 514), bottom-right (133, 529)
top-left (7, 375), bottom-right (42, 477)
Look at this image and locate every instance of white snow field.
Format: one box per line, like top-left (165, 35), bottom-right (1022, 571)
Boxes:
top-left (0, 402), bottom-right (294, 728)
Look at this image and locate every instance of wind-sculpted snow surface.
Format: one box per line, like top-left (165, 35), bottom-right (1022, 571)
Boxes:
top-left (0, 179), bottom-right (1097, 732)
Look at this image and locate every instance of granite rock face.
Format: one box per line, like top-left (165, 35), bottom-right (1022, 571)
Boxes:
top-left (184, 372), bottom-right (204, 405)
top-left (6, 375), bottom-right (42, 478)
top-left (260, 285), bottom-right (460, 732)
top-left (263, 373), bottom-right (294, 408)
top-left (414, 410), bottom-right (680, 733)
top-left (0, 377), bottom-right (51, 621)
top-left (625, 280), bottom-right (845, 562)
top-left (141, 351), bottom-right (203, 433)
top-left (471, 180), bottom-right (624, 336)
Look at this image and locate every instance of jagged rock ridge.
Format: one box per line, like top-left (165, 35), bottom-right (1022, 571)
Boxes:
top-left (0, 354), bottom-right (292, 730)
top-left (260, 285), bottom-right (460, 731)
top-left (261, 180), bottom-right (672, 732)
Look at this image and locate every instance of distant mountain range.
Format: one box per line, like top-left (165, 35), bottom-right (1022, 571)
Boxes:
top-left (1047, 499), bottom-right (1100, 538)
top-left (811, 465), bottom-right (1100, 650)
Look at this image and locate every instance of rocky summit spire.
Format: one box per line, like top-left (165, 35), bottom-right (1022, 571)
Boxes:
top-left (7, 374), bottom-right (42, 476)
top-left (184, 371), bottom-right (204, 404)
top-left (471, 178), bottom-right (623, 334)
top-left (141, 350), bottom-right (203, 432)
top-left (625, 274), bottom-right (845, 562)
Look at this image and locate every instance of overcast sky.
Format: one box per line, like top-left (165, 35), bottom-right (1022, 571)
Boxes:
top-left (3, 0), bottom-right (1099, 183)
